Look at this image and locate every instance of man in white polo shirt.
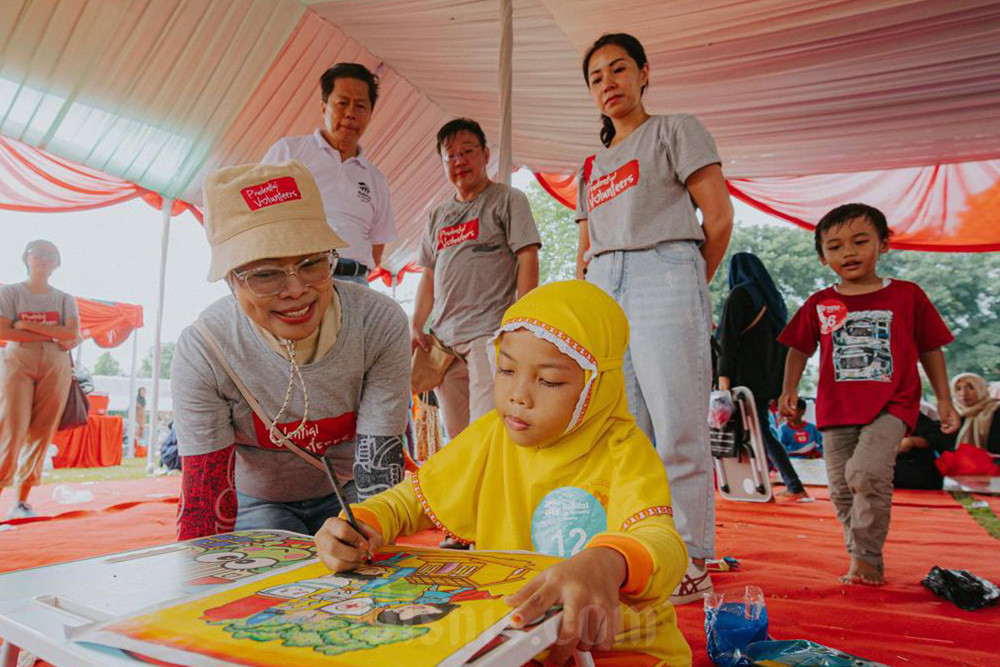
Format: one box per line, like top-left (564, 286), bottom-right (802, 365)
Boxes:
top-left (263, 63), bottom-right (396, 285)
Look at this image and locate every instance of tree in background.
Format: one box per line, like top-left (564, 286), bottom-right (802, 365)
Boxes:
top-left (93, 351), bottom-right (123, 376)
top-left (522, 181), bottom-right (578, 283)
top-left (139, 342), bottom-right (176, 379)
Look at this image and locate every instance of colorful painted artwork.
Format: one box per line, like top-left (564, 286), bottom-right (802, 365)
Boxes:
top-left (184, 531), bottom-right (317, 586)
top-left (78, 546), bottom-right (562, 667)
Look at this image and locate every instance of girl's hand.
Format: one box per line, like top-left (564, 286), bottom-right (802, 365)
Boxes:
top-left (315, 517), bottom-right (382, 572)
top-left (937, 399), bottom-right (961, 434)
top-left (504, 547), bottom-right (626, 665)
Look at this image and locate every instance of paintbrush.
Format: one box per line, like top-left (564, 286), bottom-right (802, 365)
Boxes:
top-left (321, 456), bottom-right (372, 563)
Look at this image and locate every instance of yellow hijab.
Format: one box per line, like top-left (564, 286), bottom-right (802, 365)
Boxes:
top-left (414, 280), bottom-right (674, 553)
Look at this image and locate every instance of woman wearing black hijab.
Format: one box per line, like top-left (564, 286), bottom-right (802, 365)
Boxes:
top-left (717, 252), bottom-right (809, 501)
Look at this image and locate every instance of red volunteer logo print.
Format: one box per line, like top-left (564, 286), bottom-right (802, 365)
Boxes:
top-left (19, 311), bottom-right (59, 325)
top-left (437, 217), bottom-right (480, 250)
top-left (795, 430), bottom-right (809, 444)
top-left (251, 412), bottom-right (357, 455)
top-left (241, 177), bottom-right (302, 211)
top-left (587, 159), bottom-right (640, 211)
top-left (816, 299), bottom-right (848, 335)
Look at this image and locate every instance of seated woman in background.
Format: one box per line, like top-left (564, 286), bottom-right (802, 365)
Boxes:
top-left (895, 405), bottom-right (954, 490)
top-left (896, 375), bottom-right (1000, 489)
top-left (951, 373), bottom-right (1000, 453)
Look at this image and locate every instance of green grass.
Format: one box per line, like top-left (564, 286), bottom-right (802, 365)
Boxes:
top-left (40, 456), bottom-right (151, 484)
top-left (951, 491), bottom-right (1000, 541)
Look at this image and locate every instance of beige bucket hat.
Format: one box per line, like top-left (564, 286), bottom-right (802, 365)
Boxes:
top-left (202, 161), bottom-right (346, 282)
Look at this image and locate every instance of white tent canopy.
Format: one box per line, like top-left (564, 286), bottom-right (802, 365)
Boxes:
top-left (4, 0), bottom-right (1000, 269)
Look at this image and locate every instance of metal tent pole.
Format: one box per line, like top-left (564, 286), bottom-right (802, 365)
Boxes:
top-left (125, 331), bottom-right (139, 458)
top-left (147, 199), bottom-right (172, 473)
top-left (497, 0), bottom-right (513, 185)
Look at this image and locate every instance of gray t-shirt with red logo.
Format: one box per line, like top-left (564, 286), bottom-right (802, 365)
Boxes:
top-left (171, 282), bottom-right (409, 502)
top-left (417, 182), bottom-right (541, 346)
top-left (575, 114), bottom-right (721, 258)
top-left (0, 283), bottom-right (78, 328)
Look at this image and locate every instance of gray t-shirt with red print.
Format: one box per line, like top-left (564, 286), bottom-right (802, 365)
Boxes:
top-left (171, 282), bottom-right (409, 502)
top-left (417, 182), bottom-right (541, 346)
top-left (0, 283), bottom-right (78, 328)
top-left (575, 114), bottom-right (721, 258)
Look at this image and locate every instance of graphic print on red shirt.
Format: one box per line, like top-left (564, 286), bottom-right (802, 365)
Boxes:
top-left (830, 309), bottom-right (893, 383)
top-left (251, 412), bottom-right (357, 456)
top-left (437, 217), bottom-right (480, 251)
top-left (587, 160), bottom-right (640, 211)
top-left (19, 311), bottom-right (59, 325)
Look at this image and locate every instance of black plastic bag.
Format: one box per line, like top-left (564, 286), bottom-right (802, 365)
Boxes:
top-left (921, 566), bottom-right (999, 611)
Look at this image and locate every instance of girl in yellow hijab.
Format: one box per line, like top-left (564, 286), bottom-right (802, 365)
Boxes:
top-left (317, 280), bottom-right (691, 666)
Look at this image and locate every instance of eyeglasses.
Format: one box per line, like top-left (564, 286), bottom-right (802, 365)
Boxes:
top-left (232, 252), bottom-right (337, 297)
top-left (441, 147), bottom-right (482, 164)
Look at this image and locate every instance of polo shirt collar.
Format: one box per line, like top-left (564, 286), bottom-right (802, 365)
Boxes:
top-left (312, 128), bottom-right (369, 169)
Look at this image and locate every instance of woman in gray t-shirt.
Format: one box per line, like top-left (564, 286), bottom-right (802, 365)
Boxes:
top-left (576, 33), bottom-right (734, 604)
top-left (0, 240), bottom-right (80, 520)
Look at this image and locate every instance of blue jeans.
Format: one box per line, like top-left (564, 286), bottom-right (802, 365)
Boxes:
top-left (753, 395), bottom-right (805, 493)
top-left (235, 481), bottom-right (358, 535)
top-left (587, 241), bottom-right (715, 559)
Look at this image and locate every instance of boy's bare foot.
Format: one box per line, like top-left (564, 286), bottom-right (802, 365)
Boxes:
top-left (774, 490), bottom-right (813, 503)
top-left (840, 557), bottom-right (884, 586)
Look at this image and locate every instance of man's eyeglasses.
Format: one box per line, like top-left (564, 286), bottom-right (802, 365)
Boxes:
top-left (441, 147), bottom-right (481, 164)
top-left (232, 252), bottom-right (338, 298)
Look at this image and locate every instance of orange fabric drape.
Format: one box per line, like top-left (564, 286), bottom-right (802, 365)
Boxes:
top-left (368, 262), bottom-right (423, 287)
top-left (51, 415), bottom-right (123, 468)
top-left (77, 297), bottom-right (144, 349)
top-left (534, 171), bottom-right (577, 210)
top-left (536, 159), bottom-right (1000, 252)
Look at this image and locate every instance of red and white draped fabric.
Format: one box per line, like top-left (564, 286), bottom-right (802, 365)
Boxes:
top-left (367, 262), bottom-right (423, 286)
top-left (537, 159), bottom-right (1000, 252)
top-left (0, 286), bottom-right (143, 349)
top-left (0, 136), bottom-right (201, 221)
top-left (77, 297), bottom-right (145, 349)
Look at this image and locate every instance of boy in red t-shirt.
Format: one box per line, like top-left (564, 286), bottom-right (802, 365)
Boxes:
top-left (778, 203), bottom-right (959, 586)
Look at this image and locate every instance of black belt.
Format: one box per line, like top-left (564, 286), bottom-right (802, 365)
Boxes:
top-left (334, 259), bottom-right (370, 277)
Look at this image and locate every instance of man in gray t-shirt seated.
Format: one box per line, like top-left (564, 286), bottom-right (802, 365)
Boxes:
top-left (171, 161), bottom-right (409, 540)
top-left (411, 119), bottom-right (541, 439)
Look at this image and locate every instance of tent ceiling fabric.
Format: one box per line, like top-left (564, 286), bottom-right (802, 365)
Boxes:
top-left (312, 0), bottom-right (1000, 177)
top-left (2, 0), bottom-right (1000, 269)
top-left (0, 0), bottom-right (303, 199)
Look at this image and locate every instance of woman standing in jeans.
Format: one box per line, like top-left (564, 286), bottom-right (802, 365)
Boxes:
top-left (716, 252), bottom-right (811, 501)
top-left (0, 240), bottom-right (80, 519)
top-left (575, 33), bottom-right (733, 604)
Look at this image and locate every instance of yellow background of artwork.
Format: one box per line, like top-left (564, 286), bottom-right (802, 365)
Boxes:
top-left (100, 547), bottom-right (562, 667)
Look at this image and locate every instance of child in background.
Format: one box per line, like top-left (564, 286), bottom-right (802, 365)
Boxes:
top-left (778, 398), bottom-right (824, 458)
top-left (778, 203), bottom-right (959, 586)
top-left (317, 280), bottom-right (691, 666)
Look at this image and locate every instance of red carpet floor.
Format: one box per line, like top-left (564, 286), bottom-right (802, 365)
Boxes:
top-left (1, 479), bottom-right (996, 666)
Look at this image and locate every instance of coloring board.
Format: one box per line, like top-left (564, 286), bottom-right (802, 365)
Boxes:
top-left (75, 546), bottom-right (563, 667)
